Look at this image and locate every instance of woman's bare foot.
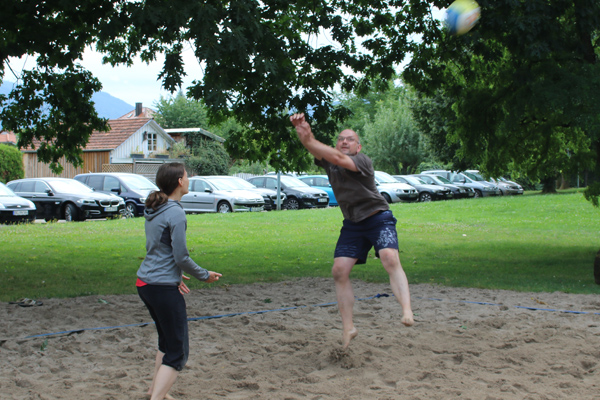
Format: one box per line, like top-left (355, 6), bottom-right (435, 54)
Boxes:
top-left (401, 311), bottom-right (414, 327)
top-left (146, 392), bottom-right (176, 400)
top-left (342, 327), bottom-right (358, 349)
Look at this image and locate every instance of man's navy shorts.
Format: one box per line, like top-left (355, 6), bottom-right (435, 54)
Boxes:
top-left (334, 210), bottom-right (399, 264)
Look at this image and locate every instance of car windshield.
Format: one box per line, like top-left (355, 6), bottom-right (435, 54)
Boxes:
top-left (119, 175), bottom-right (158, 191)
top-left (0, 182), bottom-right (16, 196)
top-left (463, 171), bottom-right (486, 182)
top-left (435, 176), bottom-right (452, 184)
top-left (402, 176), bottom-right (425, 185)
top-left (223, 177), bottom-right (258, 189)
top-left (280, 176), bottom-right (310, 187)
top-left (48, 179), bottom-right (95, 194)
top-left (374, 171), bottom-right (398, 184)
top-left (204, 178), bottom-right (246, 190)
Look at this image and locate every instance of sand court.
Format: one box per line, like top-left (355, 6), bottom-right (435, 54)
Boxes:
top-left (2, 278), bottom-right (599, 399)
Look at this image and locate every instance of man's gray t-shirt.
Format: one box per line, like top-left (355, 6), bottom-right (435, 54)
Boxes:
top-left (316, 153), bottom-right (389, 223)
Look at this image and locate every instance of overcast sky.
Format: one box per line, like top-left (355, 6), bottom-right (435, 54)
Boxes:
top-left (78, 44), bottom-right (203, 108)
top-left (6, 44), bottom-right (202, 109)
top-left (6, 8), bottom-right (444, 111)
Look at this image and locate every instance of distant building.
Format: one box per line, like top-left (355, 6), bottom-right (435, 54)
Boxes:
top-left (0, 131), bottom-right (17, 146)
top-left (22, 110), bottom-right (175, 178)
top-left (163, 127), bottom-right (225, 144)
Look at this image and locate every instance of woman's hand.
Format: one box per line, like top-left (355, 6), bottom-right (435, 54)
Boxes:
top-left (178, 274), bottom-right (191, 295)
top-left (204, 271), bottom-right (222, 284)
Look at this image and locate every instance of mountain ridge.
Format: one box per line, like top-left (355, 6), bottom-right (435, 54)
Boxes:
top-left (0, 80), bottom-right (135, 120)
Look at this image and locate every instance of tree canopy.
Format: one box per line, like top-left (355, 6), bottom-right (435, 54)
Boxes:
top-left (2, 0), bottom-right (599, 181)
top-left (1, 0), bottom-right (437, 173)
top-left (405, 0), bottom-right (600, 186)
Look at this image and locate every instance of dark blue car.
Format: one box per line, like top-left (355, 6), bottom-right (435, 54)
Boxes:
top-left (74, 173), bottom-right (158, 217)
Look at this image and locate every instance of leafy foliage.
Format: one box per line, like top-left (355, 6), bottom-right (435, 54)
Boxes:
top-left (0, 143), bottom-right (24, 183)
top-left (584, 183), bottom-right (600, 208)
top-left (406, 0), bottom-right (600, 184)
top-left (337, 82), bottom-right (424, 174)
top-left (185, 141), bottom-right (230, 176)
top-left (153, 92), bottom-right (208, 129)
top-left (1, 0), bottom-right (440, 173)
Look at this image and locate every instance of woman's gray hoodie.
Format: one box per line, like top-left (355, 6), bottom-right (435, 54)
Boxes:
top-left (137, 200), bottom-right (209, 285)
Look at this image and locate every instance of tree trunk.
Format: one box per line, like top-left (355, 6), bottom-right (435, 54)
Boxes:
top-left (541, 176), bottom-right (557, 194)
top-left (558, 173), bottom-right (570, 190)
top-left (595, 248), bottom-right (600, 285)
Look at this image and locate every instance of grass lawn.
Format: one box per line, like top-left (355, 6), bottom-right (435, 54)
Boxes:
top-left (1, 190), bottom-right (599, 302)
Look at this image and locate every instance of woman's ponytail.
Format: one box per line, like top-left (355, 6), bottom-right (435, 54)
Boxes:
top-left (145, 163), bottom-right (186, 210)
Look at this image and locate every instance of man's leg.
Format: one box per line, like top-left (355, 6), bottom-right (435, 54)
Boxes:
top-left (378, 248), bottom-right (414, 326)
top-left (332, 257), bottom-right (359, 349)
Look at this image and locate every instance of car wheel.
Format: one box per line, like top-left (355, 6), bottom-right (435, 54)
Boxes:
top-left (124, 202), bottom-right (137, 218)
top-left (419, 192), bottom-right (432, 202)
top-left (286, 197), bottom-right (300, 210)
top-left (217, 201), bottom-right (232, 213)
top-left (382, 193), bottom-right (392, 203)
top-left (473, 189), bottom-right (483, 198)
top-left (64, 203), bottom-right (79, 222)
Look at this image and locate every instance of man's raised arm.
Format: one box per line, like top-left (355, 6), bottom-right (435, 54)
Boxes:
top-left (290, 113), bottom-right (358, 172)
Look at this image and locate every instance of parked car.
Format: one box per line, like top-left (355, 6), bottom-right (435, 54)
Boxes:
top-left (74, 172), bottom-right (158, 217)
top-left (464, 170), bottom-right (524, 196)
top-left (493, 177), bottom-right (524, 195)
top-left (181, 176), bottom-right (266, 213)
top-left (413, 174), bottom-right (475, 199)
top-left (0, 181), bottom-right (37, 224)
top-left (421, 170), bottom-right (500, 198)
top-left (246, 175), bottom-right (329, 210)
top-left (373, 171), bottom-right (419, 203)
top-left (297, 175), bottom-right (338, 206)
top-left (460, 171), bottom-right (502, 196)
top-left (7, 178), bottom-right (125, 221)
top-left (201, 176), bottom-right (286, 211)
top-left (393, 175), bottom-right (453, 202)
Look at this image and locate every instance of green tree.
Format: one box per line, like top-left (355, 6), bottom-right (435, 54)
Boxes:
top-left (0, 0), bottom-right (438, 173)
top-left (185, 141), bottom-right (230, 176)
top-left (404, 0), bottom-right (600, 192)
top-left (350, 86), bottom-right (423, 174)
top-left (154, 92), bottom-right (209, 129)
top-left (0, 143), bottom-right (25, 183)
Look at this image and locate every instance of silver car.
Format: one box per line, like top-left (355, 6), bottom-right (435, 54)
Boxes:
top-left (489, 177), bottom-right (524, 195)
top-left (374, 171), bottom-right (419, 203)
top-left (201, 176), bottom-right (286, 211)
top-left (181, 176), bottom-right (265, 213)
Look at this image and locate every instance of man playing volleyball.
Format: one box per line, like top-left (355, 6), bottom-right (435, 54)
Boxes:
top-left (290, 113), bottom-right (414, 349)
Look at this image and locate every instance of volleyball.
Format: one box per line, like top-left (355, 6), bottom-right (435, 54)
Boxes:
top-left (445, 0), bottom-right (481, 36)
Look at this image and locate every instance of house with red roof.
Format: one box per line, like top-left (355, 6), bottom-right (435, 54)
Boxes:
top-left (22, 104), bottom-right (175, 178)
top-left (0, 131), bottom-right (17, 146)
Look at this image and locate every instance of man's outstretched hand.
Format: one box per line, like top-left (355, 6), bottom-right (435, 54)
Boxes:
top-left (290, 113), bottom-right (312, 143)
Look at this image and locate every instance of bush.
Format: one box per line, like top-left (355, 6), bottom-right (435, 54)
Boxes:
top-left (0, 144), bottom-right (24, 183)
top-left (185, 141), bottom-right (230, 176)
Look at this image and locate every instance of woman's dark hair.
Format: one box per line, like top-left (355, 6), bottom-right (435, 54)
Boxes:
top-left (145, 163), bottom-right (186, 210)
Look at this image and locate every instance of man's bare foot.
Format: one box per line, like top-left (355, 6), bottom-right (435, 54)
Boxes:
top-left (401, 311), bottom-right (414, 327)
top-left (342, 327), bottom-right (358, 349)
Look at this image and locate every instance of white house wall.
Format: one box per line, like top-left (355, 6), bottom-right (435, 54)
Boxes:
top-left (111, 121), bottom-right (175, 159)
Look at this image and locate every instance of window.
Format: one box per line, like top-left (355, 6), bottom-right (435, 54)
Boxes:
top-left (315, 177), bottom-right (329, 186)
top-left (104, 176), bottom-right (121, 192)
top-left (265, 178), bottom-right (278, 190)
top-left (35, 181), bottom-right (51, 193)
top-left (147, 132), bottom-right (157, 151)
top-left (87, 176), bottom-right (104, 190)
